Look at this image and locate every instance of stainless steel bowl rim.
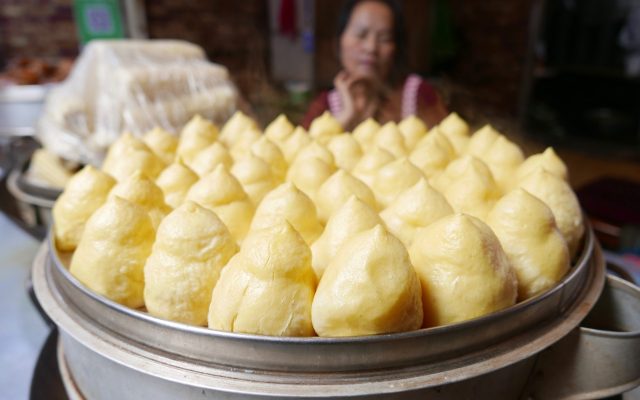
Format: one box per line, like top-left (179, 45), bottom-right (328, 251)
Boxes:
top-left (33, 233), bottom-right (607, 396)
top-left (46, 225), bottom-right (595, 344)
top-left (7, 168), bottom-right (57, 208)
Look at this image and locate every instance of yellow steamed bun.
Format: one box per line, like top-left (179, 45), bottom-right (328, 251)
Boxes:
top-left (316, 169), bottom-right (377, 223)
top-left (311, 196), bottom-right (382, 280)
top-left (70, 197), bottom-right (155, 308)
top-left (466, 125), bottom-right (500, 157)
top-left (409, 213), bottom-right (517, 327)
top-left (327, 133), bottom-right (363, 171)
top-left (309, 111), bottom-right (342, 145)
top-left (398, 115), bottom-right (428, 148)
top-left (409, 127), bottom-right (455, 177)
top-left (190, 141), bottom-right (233, 177)
top-left (436, 156), bottom-right (501, 220)
top-left (219, 110), bottom-right (258, 148)
top-left (516, 147), bottom-right (569, 182)
top-left (265, 113), bottom-right (295, 144)
top-left (312, 225), bottom-right (423, 337)
top-left (372, 158), bottom-right (424, 208)
top-left (482, 135), bottom-right (524, 167)
top-left (144, 201), bottom-right (238, 325)
top-left (103, 132), bottom-right (140, 161)
top-left (231, 154), bottom-right (278, 205)
top-left (186, 164), bottom-right (255, 242)
top-left (53, 165), bottom-right (116, 251)
top-left (155, 159), bottom-right (199, 208)
top-left (176, 115), bottom-right (219, 164)
top-left (143, 127), bottom-right (178, 165)
top-left (108, 170), bottom-right (171, 230)
top-left (294, 141), bottom-right (335, 167)
top-left (229, 128), bottom-right (262, 161)
top-left (518, 168), bottom-right (584, 258)
top-left (251, 137), bottom-right (288, 181)
top-left (102, 133), bottom-right (165, 181)
top-left (481, 135), bottom-right (524, 193)
top-left (250, 182), bottom-right (323, 245)
top-left (280, 126), bottom-right (312, 163)
top-left (352, 118), bottom-right (380, 152)
top-left (208, 221), bottom-right (316, 336)
top-left (487, 189), bottom-right (570, 300)
top-left (374, 121), bottom-right (407, 158)
top-left (352, 146), bottom-right (395, 187)
top-left (286, 157), bottom-right (336, 204)
top-left (380, 178), bottom-right (453, 247)
top-left (438, 112), bottom-right (469, 155)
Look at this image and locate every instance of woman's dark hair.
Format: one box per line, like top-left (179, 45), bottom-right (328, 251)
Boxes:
top-left (336, 0), bottom-right (408, 85)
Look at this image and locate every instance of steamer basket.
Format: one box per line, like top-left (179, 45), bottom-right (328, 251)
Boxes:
top-left (6, 164), bottom-right (60, 238)
top-left (32, 226), bottom-right (640, 399)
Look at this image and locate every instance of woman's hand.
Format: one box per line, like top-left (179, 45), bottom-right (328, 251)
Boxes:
top-left (333, 71), bottom-right (379, 131)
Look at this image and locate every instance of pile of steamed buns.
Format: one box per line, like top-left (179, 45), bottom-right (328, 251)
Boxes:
top-left (52, 111), bottom-right (584, 337)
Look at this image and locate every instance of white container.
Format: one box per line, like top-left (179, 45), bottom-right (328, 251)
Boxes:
top-left (0, 84), bottom-right (50, 137)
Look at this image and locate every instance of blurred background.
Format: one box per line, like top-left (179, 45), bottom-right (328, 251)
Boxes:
top-left (2, 0), bottom-right (640, 231)
top-left (1, 0), bottom-right (637, 142)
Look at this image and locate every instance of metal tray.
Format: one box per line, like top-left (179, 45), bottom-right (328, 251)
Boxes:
top-left (44, 225), bottom-right (601, 373)
top-left (33, 226), bottom-right (608, 398)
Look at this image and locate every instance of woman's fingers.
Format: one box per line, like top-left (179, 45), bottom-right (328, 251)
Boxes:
top-left (335, 86), bottom-right (356, 130)
top-left (363, 98), bottom-right (378, 118)
top-left (337, 70), bottom-right (369, 91)
top-left (333, 71), bottom-right (379, 130)
top-left (334, 71), bottom-right (350, 88)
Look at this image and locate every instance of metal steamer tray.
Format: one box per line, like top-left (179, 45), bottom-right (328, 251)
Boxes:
top-left (34, 225), bottom-right (635, 399)
top-left (6, 158), bottom-right (61, 238)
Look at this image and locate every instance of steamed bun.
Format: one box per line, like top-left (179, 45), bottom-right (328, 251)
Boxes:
top-left (53, 165), bottom-right (116, 251)
top-left (487, 189), bottom-right (570, 300)
top-left (186, 164), bottom-right (255, 242)
top-left (518, 168), bottom-right (584, 258)
top-left (70, 197), bottom-right (155, 308)
top-left (108, 170), bottom-right (171, 230)
top-left (176, 115), bottom-right (219, 164)
top-left (144, 201), bottom-right (238, 325)
top-left (316, 169), bottom-right (377, 223)
top-left (143, 127), bottom-right (178, 165)
top-left (155, 159), bottom-right (199, 208)
top-left (380, 179), bottom-right (453, 247)
top-left (311, 196), bottom-right (382, 279)
top-left (409, 214), bottom-right (517, 327)
top-left (312, 225), bottom-right (423, 337)
top-left (208, 221), bottom-right (316, 336)
top-left (250, 182), bottom-right (323, 245)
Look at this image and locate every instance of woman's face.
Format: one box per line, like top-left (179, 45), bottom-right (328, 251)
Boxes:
top-left (340, 1), bottom-right (396, 82)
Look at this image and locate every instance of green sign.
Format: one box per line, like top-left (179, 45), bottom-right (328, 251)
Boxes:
top-left (73, 0), bottom-right (125, 44)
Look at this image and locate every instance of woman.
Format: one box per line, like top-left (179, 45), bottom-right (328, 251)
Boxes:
top-left (303, 0), bottom-right (448, 131)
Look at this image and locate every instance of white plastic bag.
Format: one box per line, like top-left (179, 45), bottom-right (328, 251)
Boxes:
top-left (37, 40), bottom-right (238, 164)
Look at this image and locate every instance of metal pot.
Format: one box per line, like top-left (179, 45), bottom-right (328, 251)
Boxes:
top-left (0, 84), bottom-right (49, 137)
top-left (5, 159), bottom-right (60, 239)
top-left (32, 227), bottom-right (640, 399)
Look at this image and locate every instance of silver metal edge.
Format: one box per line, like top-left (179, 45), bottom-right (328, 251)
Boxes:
top-left (41, 225), bottom-right (598, 373)
top-left (48, 226), bottom-right (594, 342)
top-left (580, 274), bottom-right (640, 338)
top-left (7, 168), bottom-right (57, 208)
top-left (33, 236), bottom-right (607, 397)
